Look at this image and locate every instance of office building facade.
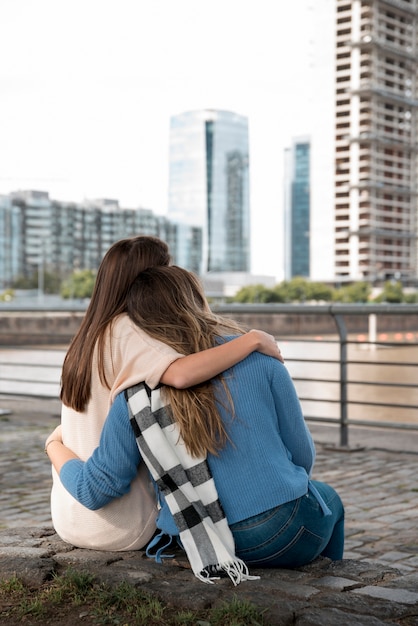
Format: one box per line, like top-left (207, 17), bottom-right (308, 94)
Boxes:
top-left (168, 109), bottom-right (250, 274)
top-left (0, 190), bottom-right (202, 289)
top-left (334, 0), bottom-right (418, 284)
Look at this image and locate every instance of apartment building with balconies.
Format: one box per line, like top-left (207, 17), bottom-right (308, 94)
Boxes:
top-left (334, 0), bottom-right (418, 284)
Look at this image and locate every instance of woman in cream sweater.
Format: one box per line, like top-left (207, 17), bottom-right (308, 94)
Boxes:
top-left (49, 236), bottom-right (283, 551)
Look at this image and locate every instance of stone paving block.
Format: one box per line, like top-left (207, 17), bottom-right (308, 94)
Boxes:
top-left (0, 546), bottom-right (52, 558)
top-left (387, 562), bottom-right (416, 573)
top-left (53, 547), bottom-right (126, 566)
top-left (379, 512), bottom-right (418, 524)
top-left (372, 503), bottom-right (415, 515)
top-left (295, 607), bottom-right (399, 626)
top-left (345, 518), bottom-right (387, 528)
top-left (344, 539), bottom-right (366, 549)
top-left (338, 550), bottom-right (360, 559)
top-left (392, 520), bottom-right (418, 530)
top-left (378, 550), bottom-right (416, 562)
top-left (352, 585), bottom-right (418, 605)
top-left (313, 575), bottom-right (359, 590)
top-left (387, 572), bottom-right (418, 591)
top-left (280, 580), bottom-right (324, 600)
top-left (0, 555), bottom-right (55, 588)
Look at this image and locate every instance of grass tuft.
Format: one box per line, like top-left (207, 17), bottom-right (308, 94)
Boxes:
top-left (210, 595), bottom-right (267, 625)
top-left (0, 570), bottom-right (267, 625)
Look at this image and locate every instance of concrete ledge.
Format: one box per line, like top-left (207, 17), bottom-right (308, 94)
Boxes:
top-left (1, 527), bottom-right (417, 625)
top-left (1, 310), bottom-right (417, 346)
top-left (0, 312), bottom-right (84, 345)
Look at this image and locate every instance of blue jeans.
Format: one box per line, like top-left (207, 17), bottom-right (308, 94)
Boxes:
top-left (229, 480), bottom-right (344, 568)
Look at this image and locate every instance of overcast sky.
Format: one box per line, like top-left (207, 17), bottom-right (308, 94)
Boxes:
top-left (0, 0), bottom-right (333, 278)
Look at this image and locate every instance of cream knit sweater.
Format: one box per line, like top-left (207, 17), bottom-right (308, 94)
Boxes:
top-left (51, 314), bottom-right (184, 551)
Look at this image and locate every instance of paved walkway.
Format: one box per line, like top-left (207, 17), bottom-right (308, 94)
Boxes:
top-left (1, 394), bottom-right (418, 576)
top-left (2, 395), bottom-right (418, 624)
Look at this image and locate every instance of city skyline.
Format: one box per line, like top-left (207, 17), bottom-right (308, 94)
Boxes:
top-left (0, 0), bottom-right (335, 280)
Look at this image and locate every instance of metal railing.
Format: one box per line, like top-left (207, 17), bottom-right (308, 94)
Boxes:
top-left (0, 346), bottom-right (63, 401)
top-left (1, 303), bottom-right (417, 446)
top-left (215, 303), bottom-right (418, 447)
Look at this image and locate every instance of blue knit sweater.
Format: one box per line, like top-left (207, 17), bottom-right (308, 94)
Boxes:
top-left (60, 348), bottom-right (316, 527)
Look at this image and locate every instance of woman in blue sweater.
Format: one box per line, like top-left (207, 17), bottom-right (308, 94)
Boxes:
top-left (48, 266), bottom-right (344, 570)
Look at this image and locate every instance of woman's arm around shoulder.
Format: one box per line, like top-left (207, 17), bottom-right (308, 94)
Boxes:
top-left (161, 329), bottom-right (283, 388)
top-left (111, 315), bottom-right (283, 396)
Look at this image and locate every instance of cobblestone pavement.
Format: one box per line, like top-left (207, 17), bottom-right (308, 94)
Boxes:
top-left (1, 395), bottom-right (418, 577)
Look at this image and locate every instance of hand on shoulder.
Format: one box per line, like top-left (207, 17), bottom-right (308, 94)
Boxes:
top-left (248, 329), bottom-right (284, 362)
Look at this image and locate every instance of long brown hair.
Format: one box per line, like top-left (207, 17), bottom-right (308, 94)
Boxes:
top-left (126, 265), bottom-right (245, 457)
top-left (60, 236), bottom-right (171, 411)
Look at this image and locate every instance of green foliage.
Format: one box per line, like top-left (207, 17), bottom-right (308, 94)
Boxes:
top-left (308, 281), bottom-right (335, 302)
top-left (233, 277), bottom-right (337, 304)
top-left (373, 280), bottom-right (404, 303)
top-left (233, 278), bottom-right (418, 305)
top-left (0, 288), bottom-right (14, 301)
top-left (11, 270), bottom-right (62, 294)
top-left (0, 570), bottom-right (267, 625)
top-left (281, 277), bottom-right (311, 302)
top-left (234, 283), bottom-right (283, 303)
top-left (210, 595), bottom-right (267, 625)
top-left (42, 271), bottom-right (62, 294)
top-left (11, 273), bottom-right (36, 289)
top-left (61, 269), bottom-right (96, 299)
top-left (404, 291), bottom-right (418, 303)
top-left (0, 575), bottom-right (25, 593)
top-left (49, 568), bottom-right (96, 604)
top-left (332, 281), bottom-right (371, 303)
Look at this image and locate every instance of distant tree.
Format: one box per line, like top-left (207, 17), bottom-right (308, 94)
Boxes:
top-left (11, 273), bottom-right (37, 289)
top-left (264, 284), bottom-right (286, 302)
top-left (373, 280), bottom-right (404, 303)
top-left (282, 277), bottom-right (311, 302)
top-left (404, 291), bottom-right (418, 304)
top-left (61, 269), bottom-right (96, 300)
top-left (272, 278), bottom-right (335, 303)
top-left (259, 287), bottom-right (287, 303)
top-left (232, 279), bottom-right (402, 304)
top-left (233, 284), bottom-right (278, 303)
top-left (306, 281), bottom-right (335, 302)
top-left (11, 270), bottom-right (61, 294)
top-left (41, 271), bottom-right (62, 294)
top-left (332, 281), bottom-right (371, 303)
top-left (233, 278), bottom-right (335, 304)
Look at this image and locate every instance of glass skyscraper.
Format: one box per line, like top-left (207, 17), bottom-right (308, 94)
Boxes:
top-left (284, 138), bottom-right (311, 279)
top-left (168, 109), bottom-right (250, 274)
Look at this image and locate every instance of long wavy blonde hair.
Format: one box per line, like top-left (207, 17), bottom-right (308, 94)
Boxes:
top-left (126, 265), bottom-right (246, 457)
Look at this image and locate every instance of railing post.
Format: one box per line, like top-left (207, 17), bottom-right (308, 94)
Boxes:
top-left (332, 313), bottom-right (349, 447)
top-left (369, 313), bottom-right (377, 351)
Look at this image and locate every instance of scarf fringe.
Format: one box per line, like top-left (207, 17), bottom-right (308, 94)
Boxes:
top-left (197, 558), bottom-right (260, 586)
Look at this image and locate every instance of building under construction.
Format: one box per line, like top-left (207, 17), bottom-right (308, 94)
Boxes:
top-left (334, 0), bottom-right (418, 285)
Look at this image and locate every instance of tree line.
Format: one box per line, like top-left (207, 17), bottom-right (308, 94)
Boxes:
top-left (232, 276), bottom-right (418, 304)
top-left (1, 271), bottom-right (418, 304)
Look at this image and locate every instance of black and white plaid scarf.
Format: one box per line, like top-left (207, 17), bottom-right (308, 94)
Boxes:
top-left (125, 382), bottom-right (259, 585)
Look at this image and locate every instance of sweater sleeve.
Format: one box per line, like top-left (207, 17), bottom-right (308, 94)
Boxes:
top-left (270, 362), bottom-right (316, 475)
top-left (59, 393), bottom-right (141, 510)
